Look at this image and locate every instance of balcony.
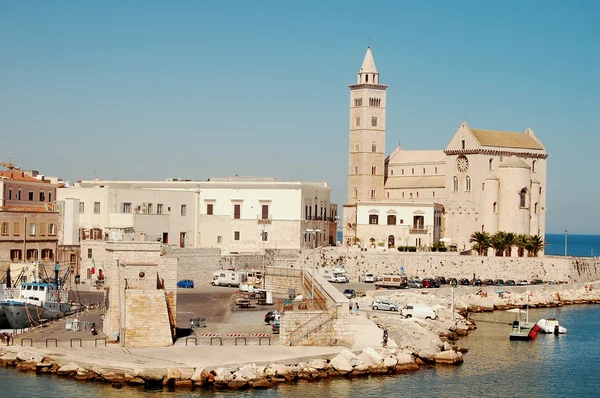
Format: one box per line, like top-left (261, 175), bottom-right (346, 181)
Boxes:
top-left (257, 218), bottom-right (272, 225)
top-left (410, 226), bottom-right (429, 234)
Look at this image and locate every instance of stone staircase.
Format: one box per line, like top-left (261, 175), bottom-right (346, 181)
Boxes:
top-left (289, 310), bottom-right (339, 346)
top-left (124, 290), bottom-right (173, 347)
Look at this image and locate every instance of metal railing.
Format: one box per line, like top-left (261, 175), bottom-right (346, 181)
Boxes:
top-left (289, 310), bottom-right (338, 346)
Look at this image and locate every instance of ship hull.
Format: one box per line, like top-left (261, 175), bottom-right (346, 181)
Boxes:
top-left (1, 301), bottom-right (70, 329)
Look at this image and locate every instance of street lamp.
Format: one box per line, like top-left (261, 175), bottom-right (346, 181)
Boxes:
top-left (565, 230), bottom-right (568, 257)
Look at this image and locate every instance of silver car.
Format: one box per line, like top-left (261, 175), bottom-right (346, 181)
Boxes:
top-left (371, 299), bottom-right (398, 311)
top-left (408, 280), bottom-right (422, 288)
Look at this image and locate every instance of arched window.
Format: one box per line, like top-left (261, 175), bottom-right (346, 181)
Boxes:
top-left (520, 188), bottom-right (528, 208)
top-left (539, 187), bottom-right (542, 195)
top-left (411, 168), bottom-right (414, 175)
top-left (465, 176), bottom-right (471, 192)
top-left (371, 165), bottom-right (376, 175)
top-left (390, 169), bottom-right (394, 176)
top-left (433, 191), bottom-right (435, 198)
top-left (410, 193), bottom-right (413, 199)
top-left (482, 183), bottom-right (485, 191)
top-left (372, 142), bottom-right (376, 152)
top-left (354, 165), bottom-right (359, 175)
top-left (493, 202), bottom-right (497, 214)
top-left (387, 192), bottom-right (390, 198)
top-left (402, 169), bottom-right (404, 175)
top-left (371, 115), bottom-right (378, 127)
top-left (416, 192), bottom-right (419, 198)
top-left (354, 143), bottom-right (359, 152)
top-left (371, 189), bottom-right (376, 199)
top-left (434, 167), bottom-right (438, 174)
top-left (366, 74), bottom-right (369, 83)
top-left (453, 176), bottom-right (459, 192)
top-left (534, 202), bottom-right (538, 214)
top-left (532, 160), bottom-right (536, 172)
top-left (355, 116), bottom-right (360, 127)
top-left (402, 192), bottom-right (405, 198)
top-left (353, 187), bottom-right (358, 199)
top-left (422, 168), bottom-right (425, 174)
top-left (489, 158), bottom-right (493, 170)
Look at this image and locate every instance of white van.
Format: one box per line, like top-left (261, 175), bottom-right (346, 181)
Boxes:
top-left (401, 305), bottom-right (437, 320)
top-left (329, 271), bottom-right (349, 283)
top-left (211, 270), bottom-right (242, 287)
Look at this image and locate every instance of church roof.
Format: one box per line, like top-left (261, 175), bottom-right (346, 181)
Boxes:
top-left (470, 129), bottom-right (544, 150)
top-left (387, 149), bottom-right (446, 165)
top-left (499, 156), bottom-right (531, 169)
top-left (385, 175), bottom-right (446, 189)
top-left (360, 47), bottom-right (378, 74)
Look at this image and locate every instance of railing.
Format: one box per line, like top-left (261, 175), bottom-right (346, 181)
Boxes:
top-left (410, 226), bottom-right (429, 234)
top-left (289, 310), bottom-right (338, 347)
top-left (257, 218), bottom-right (272, 224)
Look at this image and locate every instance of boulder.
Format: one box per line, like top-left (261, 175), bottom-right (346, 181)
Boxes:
top-left (351, 363), bottom-right (370, 375)
top-left (443, 342), bottom-right (452, 351)
top-left (395, 353), bottom-right (415, 365)
top-left (330, 351), bottom-right (358, 374)
top-left (57, 362), bottom-right (80, 376)
top-left (228, 379), bottom-right (249, 390)
top-left (383, 356), bottom-right (398, 368)
top-left (17, 351), bottom-right (44, 363)
top-left (338, 349), bottom-right (363, 367)
top-left (191, 367), bottom-right (204, 383)
top-left (251, 378), bottom-right (274, 389)
top-left (16, 361), bottom-right (37, 372)
top-left (434, 350), bottom-right (464, 365)
top-left (416, 348), bottom-right (437, 362)
top-left (213, 367), bottom-right (234, 383)
top-left (357, 353), bottom-right (374, 367)
top-left (179, 367), bottom-right (194, 380)
top-left (370, 362), bottom-right (389, 374)
top-left (265, 363), bottom-right (290, 377)
top-left (234, 364), bottom-right (258, 380)
top-left (174, 379), bottom-right (193, 389)
top-left (167, 367), bottom-right (181, 380)
top-left (362, 347), bottom-right (383, 364)
top-left (127, 377), bottom-right (146, 385)
top-left (0, 352), bottom-right (18, 366)
top-left (137, 368), bottom-right (167, 382)
top-left (308, 359), bottom-right (327, 370)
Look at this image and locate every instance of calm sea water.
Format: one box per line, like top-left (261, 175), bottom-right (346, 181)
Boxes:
top-left (1, 305), bottom-right (599, 397)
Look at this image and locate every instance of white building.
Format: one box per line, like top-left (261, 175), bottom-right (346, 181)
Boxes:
top-left (57, 177), bottom-right (338, 254)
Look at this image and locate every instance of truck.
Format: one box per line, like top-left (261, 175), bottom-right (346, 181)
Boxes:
top-left (211, 270), bottom-right (242, 287)
top-left (374, 274), bottom-right (408, 289)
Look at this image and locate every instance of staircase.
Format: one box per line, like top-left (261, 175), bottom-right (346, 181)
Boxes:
top-left (124, 290), bottom-right (173, 347)
top-left (289, 310), bottom-right (338, 346)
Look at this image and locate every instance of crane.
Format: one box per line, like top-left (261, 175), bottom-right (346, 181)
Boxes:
top-left (0, 159), bottom-right (20, 171)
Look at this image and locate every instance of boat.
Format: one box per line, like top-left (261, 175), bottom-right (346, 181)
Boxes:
top-left (536, 318), bottom-right (567, 334)
top-left (509, 294), bottom-right (541, 341)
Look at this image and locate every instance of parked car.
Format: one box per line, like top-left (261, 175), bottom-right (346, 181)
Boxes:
top-left (264, 311), bottom-right (279, 325)
top-left (361, 272), bottom-right (375, 283)
top-left (517, 280), bottom-right (529, 285)
top-left (371, 299), bottom-right (398, 311)
top-left (494, 279), bottom-right (505, 286)
top-left (272, 319), bottom-right (280, 334)
top-left (459, 278), bottom-right (471, 286)
top-left (472, 279), bottom-right (483, 286)
top-left (436, 276), bottom-right (447, 285)
top-left (407, 280), bottom-right (422, 288)
top-left (177, 279), bottom-right (195, 288)
top-left (401, 305), bottom-right (438, 320)
top-left (530, 279), bottom-right (544, 285)
top-left (483, 279), bottom-right (494, 286)
top-left (421, 278), bottom-right (440, 288)
top-left (343, 289), bottom-right (356, 299)
top-left (505, 280), bottom-right (516, 286)
top-left (449, 278), bottom-right (458, 286)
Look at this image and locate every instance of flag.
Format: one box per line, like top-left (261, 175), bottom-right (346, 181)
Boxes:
top-left (91, 258), bottom-right (95, 275)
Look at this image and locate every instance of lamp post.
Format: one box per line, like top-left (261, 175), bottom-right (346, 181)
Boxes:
top-left (565, 230), bottom-right (568, 257)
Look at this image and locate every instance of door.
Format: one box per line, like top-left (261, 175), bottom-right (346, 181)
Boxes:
top-left (388, 235), bottom-right (395, 248)
top-left (162, 232), bottom-right (169, 244)
top-left (180, 232), bottom-right (186, 248)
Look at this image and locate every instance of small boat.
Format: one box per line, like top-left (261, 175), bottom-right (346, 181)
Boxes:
top-left (509, 294), bottom-right (540, 341)
top-left (536, 318), bottom-right (567, 334)
top-left (1, 282), bottom-right (70, 329)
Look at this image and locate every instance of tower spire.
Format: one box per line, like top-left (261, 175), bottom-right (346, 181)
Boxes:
top-left (357, 47), bottom-right (379, 84)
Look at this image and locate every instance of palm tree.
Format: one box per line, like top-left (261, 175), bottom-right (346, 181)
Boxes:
top-left (527, 235), bottom-right (545, 257)
top-left (490, 231), bottom-right (508, 256)
top-left (504, 232), bottom-right (516, 257)
top-left (515, 234), bottom-right (529, 257)
top-left (469, 231), bottom-right (490, 256)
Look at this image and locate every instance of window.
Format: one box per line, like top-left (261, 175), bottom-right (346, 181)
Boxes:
top-left (1, 222), bottom-right (7, 235)
top-left (402, 192), bottom-right (405, 198)
top-left (234, 231), bottom-right (240, 241)
top-left (234, 204), bottom-right (241, 219)
top-left (29, 223), bottom-right (36, 236)
top-left (390, 169), bottom-right (394, 176)
top-left (400, 219), bottom-right (404, 224)
top-left (29, 191), bottom-right (34, 201)
top-left (434, 167), bottom-right (438, 174)
top-left (410, 193), bottom-right (413, 199)
top-left (489, 158), bottom-right (493, 170)
top-left (532, 160), bottom-right (536, 172)
top-left (370, 188), bottom-right (376, 199)
top-left (371, 115), bottom-right (378, 127)
top-left (49, 224), bottom-right (56, 235)
top-left (13, 222), bottom-right (20, 236)
top-left (453, 176), bottom-right (459, 192)
top-left (41, 249), bottom-right (53, 260)
top-left (207, 203), bottom-right (214, 215)
top-left (147, 203), bottom-right (153, 214)
top-left (387, 215), bottom-right (396, 225)
top-left (355, 116), bottom-right (360, 127)
top-left (261, 204), bottom-right (269, 219)
top-left (157, 204), bottom-right (163, 214)
top-left (39, 223), bottom-right (46, 235)
top-left (461, 139), bottom-right (466, 149)
top-left (48, 192), bottom-right (52, 202)
top-left (94, 202), bottom-right (100, 214)
top-left (422, 168), bottom-right (425, 174)
top-left (39, 191), bottom-right (45, 201)
top-left (353, 187), bottom-right (358, 199)
top-left (10, 249), bottom-right (22, 261)
top-left (17, 188), bottom-right (21, 200)
top-left (79, 202), bottom-right (85, 214)
top-left (465, 176), bottom-right (471, 192)
top-left (354, 165), bottom-right (359, 175)
top-left (493, 202), bottom-right (497, 214)
top-left (372, 142), bottom-right (376, 152)
top-left (354, 143), bottom-right (359, 152)
top-left (411, 168), bottom-right (414, 175)
top-left (354, 98), bottom-right (363, 107)
top-left (520, 188), bottom-right (527, 208)
top-left (181, 204), bottom-right (187, 216)
top-left (416, 192), bottom-right (419, 198)
top-left (261, 231), bottom-right (268, 242)
top-left (387, 192), bottom-right (390, 198)
top-left (433, 191), bottom-right (435, 198)
top-left (369, 214), bottom-right (379, 224)
top-left (8, 188), bottom-right (12, 200)
top-left (371, 165), bottom-right (376, 175)
top-left (217, 236), bottom-right (222, 244)
top-left (88, 248), bottom-right (93, 259)
top-left (482, 183), bottom-right (485, 191)
top-left (122, 203), bottom-right (132, 213)
top-left (534, 202), bottom-right (539, 214)
top-left (27, 249), bottom-right (38, 261)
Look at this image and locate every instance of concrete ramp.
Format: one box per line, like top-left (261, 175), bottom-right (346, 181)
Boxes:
top-left (124, 290), bottom-right (173, 347)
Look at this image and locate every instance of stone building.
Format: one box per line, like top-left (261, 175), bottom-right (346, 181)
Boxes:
top-left (343, 48), bottom-right (548, 251)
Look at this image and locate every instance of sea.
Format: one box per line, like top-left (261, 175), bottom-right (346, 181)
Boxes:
top-left (2, 234), bottom-right (599, 397)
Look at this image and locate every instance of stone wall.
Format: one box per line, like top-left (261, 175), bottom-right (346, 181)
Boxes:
top-left (264, 267), bottom-right (303, 296)
top-left (124, 289), bottom-right (173, 347)
top-left (308, 247), bottom-right (600, 283)
top-left (279, 309), bottom-right (351, 346)
top-left (164, 247), bottom-right (222, 285)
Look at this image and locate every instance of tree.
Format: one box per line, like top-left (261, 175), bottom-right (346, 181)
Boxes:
top-left (504, 232), bottom-right (516, 257)
top-left (515, 234), bottom-right (529, 257)
top-left (490, 231), bottom-right (508, 256)
top-left (527, 235), bottom-right (545, 257)
top-left (469, 231), bottom-right (490, 256)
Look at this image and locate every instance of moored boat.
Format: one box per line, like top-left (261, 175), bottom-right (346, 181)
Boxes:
top-left (509, 294), bottom-right (540, 341)
top-left (0, 282), bottom-right (70, 329)
top-left (537, 318), bottom-right (567, 334)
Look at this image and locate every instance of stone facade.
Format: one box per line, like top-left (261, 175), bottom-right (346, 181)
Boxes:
top-left (310, 247), bottom-right (600, 283)
top-left (124, 289), bottom-right (173, 347)
top-left (163, 247), bottom-right (222, 285)
top-left (102, 241), bottom-right (178, 347)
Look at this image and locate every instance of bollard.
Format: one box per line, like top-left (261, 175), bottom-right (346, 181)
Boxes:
top-left (185, 337), bottom-right (198, 346)
top-left (70, 338), bottom-right (83, 347)
top-left (46, 338), bottom-right (58, 347)
top-left (94, 338), bottom-right (107, 347)
top-left (20, 338), bottom-right (33, 347)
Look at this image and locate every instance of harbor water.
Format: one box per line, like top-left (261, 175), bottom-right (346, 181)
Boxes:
top-left (1, 304), bottom-right (598, 397)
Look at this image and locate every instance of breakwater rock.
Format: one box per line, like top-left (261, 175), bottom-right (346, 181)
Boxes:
top-left (0, 345), bottom-right (462, 391)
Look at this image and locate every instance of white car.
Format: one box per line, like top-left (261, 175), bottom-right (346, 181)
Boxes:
top-left (371, 299), bottom-right (398, 311)
top-left (362, 273), bottom-right (375, 283)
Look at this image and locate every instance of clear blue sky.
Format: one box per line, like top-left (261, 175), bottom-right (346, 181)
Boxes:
top-left (1, 1), bottom-right (598, 234)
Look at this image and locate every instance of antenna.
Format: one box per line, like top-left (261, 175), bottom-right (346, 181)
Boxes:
top-left (93, 153), bottom-right (97, 180)
top-left (368, 37), bottom-right (371, 47)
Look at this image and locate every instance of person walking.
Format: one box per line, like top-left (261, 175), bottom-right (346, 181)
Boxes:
top-left (349, 301), bottom-right (353, 314)
top-left (382, 328), bottom-right (389, 347)
top-left (355, 302), bottom-right (359, 315)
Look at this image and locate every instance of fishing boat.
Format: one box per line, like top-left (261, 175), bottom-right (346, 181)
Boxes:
top-left (0, 283), bottom-right (10, 329)
top-left (509, 294), bottom-right (541, 341)
top-left (536, 318), bottom-right (567, 334)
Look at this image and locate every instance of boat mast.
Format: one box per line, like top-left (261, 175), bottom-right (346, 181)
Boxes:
top-left (526, 293), bottom-right (530, 325)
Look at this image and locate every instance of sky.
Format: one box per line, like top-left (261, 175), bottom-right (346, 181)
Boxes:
top-left (1, 1), bottom-right (599, 234)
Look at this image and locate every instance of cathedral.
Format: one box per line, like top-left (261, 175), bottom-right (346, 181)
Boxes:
top-left (342, 47), bottom-right (548, 252)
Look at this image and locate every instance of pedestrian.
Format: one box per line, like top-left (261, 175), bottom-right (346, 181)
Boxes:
top-left (382, 328), bottom-right (389, 347)
top-left (349, 301), bottom-right (353, 314)
top-left (355, 302), bottom-right (359, 315)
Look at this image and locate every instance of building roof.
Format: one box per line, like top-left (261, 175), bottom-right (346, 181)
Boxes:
top-left (387, 149), bottom-right (446, 165)
top-left (499, 156), bottom-right (531, 169)
top-left (385, 175), bottom-right (446, 189)
top-left (470, 129), bottom-right (544, 150)
top-left (0, 170), bottom-right (50, 183)
top-left (360, 47), bottom-right (378, 74)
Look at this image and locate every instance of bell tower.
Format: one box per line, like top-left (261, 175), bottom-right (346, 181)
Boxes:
top-left (347, 47), bottom-right (388, 203)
